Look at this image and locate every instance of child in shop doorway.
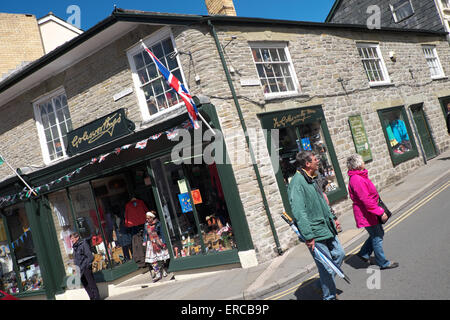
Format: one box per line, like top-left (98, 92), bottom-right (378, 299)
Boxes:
top-left (143, 211), bottom-right (171, 282)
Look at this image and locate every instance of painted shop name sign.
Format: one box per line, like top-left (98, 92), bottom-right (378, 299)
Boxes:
top-left (272, 108), bottom-right (317, 128)
top-left (67, 108), bottom-right (135, 156)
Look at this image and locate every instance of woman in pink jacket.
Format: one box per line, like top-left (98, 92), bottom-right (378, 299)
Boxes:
top-left (347, 154), bottom-right (398, 270)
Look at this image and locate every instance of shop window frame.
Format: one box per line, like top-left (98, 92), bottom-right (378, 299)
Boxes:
top-left (0, 202), bottom-right (49, 299)
top-left (438, 95), bottom-right (450, 119)
top-left (377, 106), bottom-right (419, 167)
top-left (21, 103), bottom-right (251, 277)
top-left (257, 105), bottom-right (347, 218)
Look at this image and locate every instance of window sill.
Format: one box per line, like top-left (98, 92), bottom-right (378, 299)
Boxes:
top-left (431, 75), bottom-right (448, 81)
top-left (369, 81), bottom-right (395, 88)
top-left (264, 92), bottom-right (308, 101)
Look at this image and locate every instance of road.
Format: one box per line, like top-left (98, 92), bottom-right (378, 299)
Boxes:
top-left (262, 178), bottom-right (450, 300)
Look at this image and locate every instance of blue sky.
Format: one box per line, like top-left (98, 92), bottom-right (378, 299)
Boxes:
top-left (0, 0), bottom-right (336, 31)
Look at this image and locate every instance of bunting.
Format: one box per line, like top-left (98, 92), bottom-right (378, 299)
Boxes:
top-left (0, 120), bottom-right (194, 208)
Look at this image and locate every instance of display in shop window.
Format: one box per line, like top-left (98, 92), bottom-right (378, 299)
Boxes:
top-left (151, 153), bottom-right (237, 260)
top-left (382, 109), bottom-right (412, 155)
top-left (0, 204), bottom-right (44, 294)
top-left (278, 121), bottom-right (337, 193)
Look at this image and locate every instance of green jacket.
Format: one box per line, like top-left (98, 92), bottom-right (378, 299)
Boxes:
top-left (287, 170), bottom-right (337, 241)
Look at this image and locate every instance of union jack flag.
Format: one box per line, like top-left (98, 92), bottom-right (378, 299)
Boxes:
top-left (141, 41), bottom-right (200, 130)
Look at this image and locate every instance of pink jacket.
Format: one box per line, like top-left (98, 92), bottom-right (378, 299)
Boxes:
top-left (348, 169), bottom-right (384, 228)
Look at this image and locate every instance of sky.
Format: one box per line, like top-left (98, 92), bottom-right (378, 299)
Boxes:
top-left (0, 0), bottom-right (336, 31)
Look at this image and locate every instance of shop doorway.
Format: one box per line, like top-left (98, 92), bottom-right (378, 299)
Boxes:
top-left (410, 104), bottom-right (437, 160)
top-left (150, 154), bottom-right (237, 263)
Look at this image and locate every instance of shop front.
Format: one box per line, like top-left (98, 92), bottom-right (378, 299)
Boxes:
top-left (258, 105), bottom-right (347, 218)
top-left (0, 102), bottom-right (253, 299)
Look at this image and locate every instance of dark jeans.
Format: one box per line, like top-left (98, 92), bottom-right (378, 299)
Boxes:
top-left (81, 267), bottom-right (101, 300)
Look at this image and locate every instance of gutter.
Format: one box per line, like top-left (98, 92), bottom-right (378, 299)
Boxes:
top-left (207, 19), bottom-right (283, 256)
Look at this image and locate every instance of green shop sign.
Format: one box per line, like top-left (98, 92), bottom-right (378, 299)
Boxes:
top-left (348, 115), bottom-right (372, 162)
top-left (66, 108), bottom-right (135, 156)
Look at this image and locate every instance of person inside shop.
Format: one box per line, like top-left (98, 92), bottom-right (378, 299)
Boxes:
top-left (114, 213), bottom-right (132, 263)
top-left (143, 211), bottom-right (171, 282)
top-left (70, 232), bottom-right (101, 300)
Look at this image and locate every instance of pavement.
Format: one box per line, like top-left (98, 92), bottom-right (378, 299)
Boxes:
top-left (106, 148), bottom-right (450, 300)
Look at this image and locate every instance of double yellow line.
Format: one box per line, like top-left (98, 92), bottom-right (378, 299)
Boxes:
top-left (265, 181), bottom-right (450, 300)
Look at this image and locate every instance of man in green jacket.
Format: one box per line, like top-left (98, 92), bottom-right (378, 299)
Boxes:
top-left (288, 151), bottom-right (345, 300)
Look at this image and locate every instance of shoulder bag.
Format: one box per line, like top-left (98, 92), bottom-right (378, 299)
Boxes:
top-left (378, 197), bottom-right (392, 224)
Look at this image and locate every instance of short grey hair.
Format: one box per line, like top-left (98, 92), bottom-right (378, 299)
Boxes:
top-left (346, 153), bottom-right (364, 170)
top-left (296, 151), bottom-right (315, 169)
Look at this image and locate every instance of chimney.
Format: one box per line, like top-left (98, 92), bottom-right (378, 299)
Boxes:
top-left (205, 0), bottom-right (237, 16)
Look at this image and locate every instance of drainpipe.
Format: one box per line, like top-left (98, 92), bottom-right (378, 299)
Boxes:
top-left (207, 19), bottom-right (283, 255)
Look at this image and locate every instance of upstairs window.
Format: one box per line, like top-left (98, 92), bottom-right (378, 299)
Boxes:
top-left (128, 29), bottom-right (187, 120)
top-left (422, 45), bottom-right (445, 79)
top-left (250, 43), bottom-right (298, 98)
top-left (356, 43), bottom-right (391, 86)
top-left (390, 0), bottom-right (415, 23)
top-left (34, 90), bottom-right (73, 163)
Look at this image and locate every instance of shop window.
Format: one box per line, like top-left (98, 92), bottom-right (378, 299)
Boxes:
top-left (258, 106), bottom-right (347, 209)
top-left (68, 182), bottom-right (111, 273)
top-left (249, 42), bottom-right (298, 98)
top-left (356, 43), bottom-right (391, 86)
top-left (0, 204), bottom-right (43, 294)
top-left (390, 0), bottom-right (414, 23)
top-left (33, 89), bottom-right (73, 164)
top-left (422, 45), bottom-right (445, 79)
top-left (151, 154), bottom-right (236, 259)
top-left (128, 28), bottom-right (187, 120)
top-left (378, 107), bottom-right (418, 166)
top-left (278, 122), bottom-right (339, 194)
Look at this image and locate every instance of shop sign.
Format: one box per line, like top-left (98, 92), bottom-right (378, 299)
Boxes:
top-left (66, 108), bottom-right (135, 156)
top-left (348, 115), bottom-right (372, 162)
top-left (259, 106), bottom-right (322, 129)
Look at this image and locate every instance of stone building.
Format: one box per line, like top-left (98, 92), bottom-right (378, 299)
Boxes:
top-left (0, 1), bottom-right (449, 299)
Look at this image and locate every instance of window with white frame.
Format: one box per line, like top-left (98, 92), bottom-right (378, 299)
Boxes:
top-left (422, 45), bottom-right (445, 79)
top-left (128, 30), bottom-right (185, 119)
top-left (250, 43), bottom-right (298, 97)
top-left (356, 43), bottom-right (391, 85)
top-left (34, 90), bottom-right (73, 163)
top-left (390, 0), bottom-right (414, 23)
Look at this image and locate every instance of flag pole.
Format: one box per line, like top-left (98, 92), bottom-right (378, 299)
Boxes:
top-left (0, 153), bottom-right (37, 196)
